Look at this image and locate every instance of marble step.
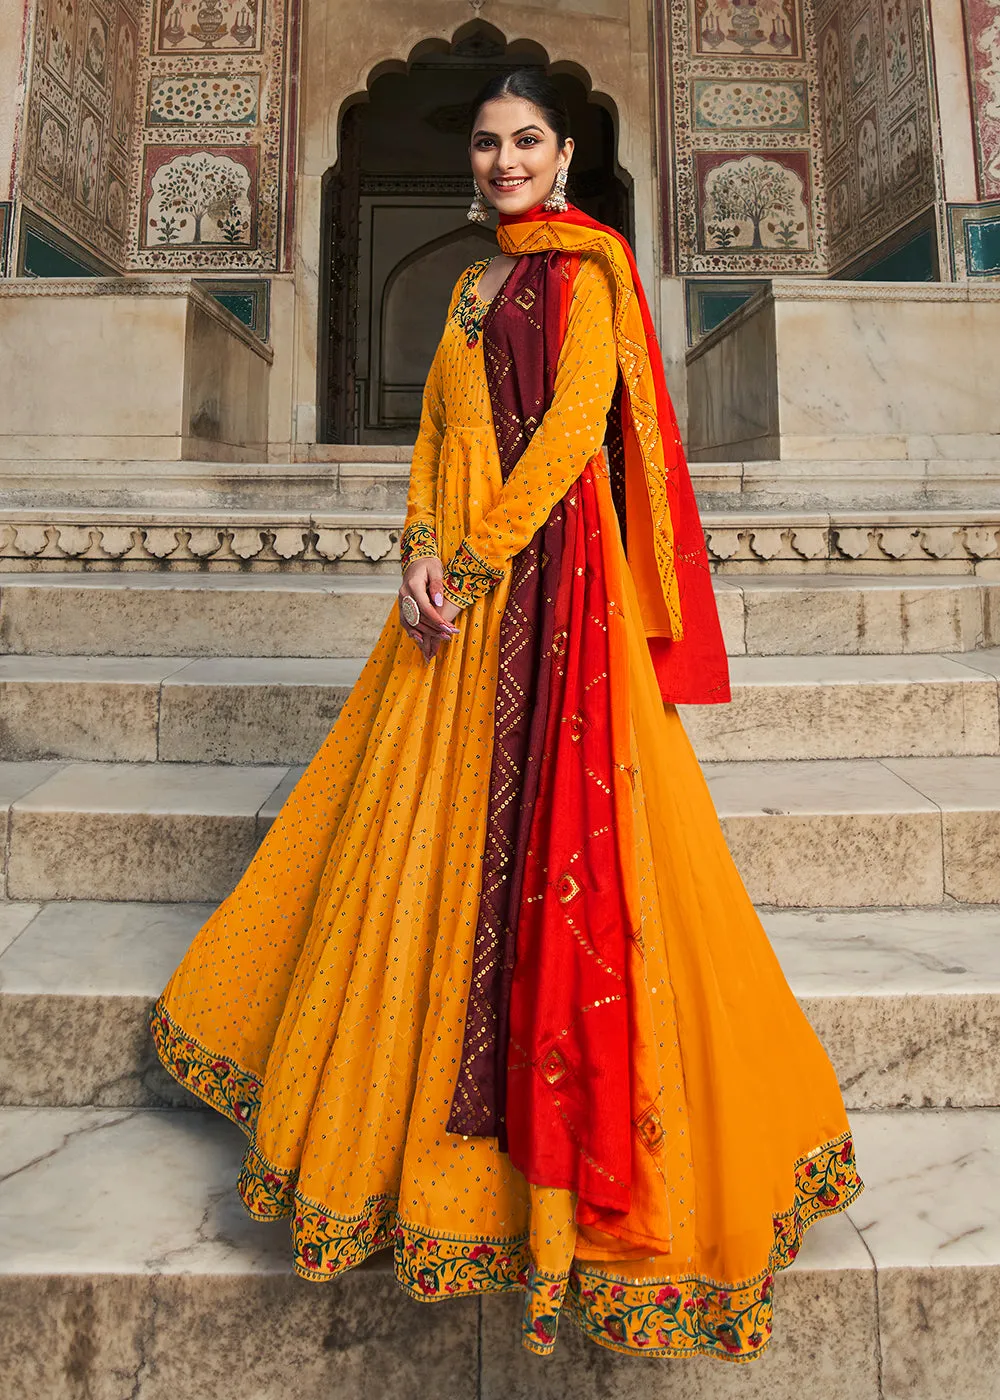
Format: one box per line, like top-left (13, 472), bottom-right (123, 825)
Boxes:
top-left (0, 572), bottom-right (996, 659)
top-left (0, 755), bottom-right (996, 907)
top-left (0, 651), bottom-right (998, 764)
top-left (1, 901), bottom-right (997, 1112)
top-left (0, 1104), bottom-right (995, 1399)
top-left (1, 452), bottom-right (997, 515)
top-left (0, 504), bottom-right (997, 576)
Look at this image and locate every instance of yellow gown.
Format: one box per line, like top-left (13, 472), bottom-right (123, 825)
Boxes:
top-left (152, 253), bottom-right (861, 1361)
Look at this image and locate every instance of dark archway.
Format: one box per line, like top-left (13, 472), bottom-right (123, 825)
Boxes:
top-left (320, 24), bottom-right (633, 444)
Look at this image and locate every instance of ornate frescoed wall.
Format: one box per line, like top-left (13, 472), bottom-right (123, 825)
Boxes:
top-left (658, 0), bottom-right (828, 273)
top-left (126, 0), bottom-right (299, 271)
top-left (19, 0), bottom-right (141, 270)
top-left (964, 0), bottom-right (1000, 196)
top-left (815, 0), bottom-right (937, 272)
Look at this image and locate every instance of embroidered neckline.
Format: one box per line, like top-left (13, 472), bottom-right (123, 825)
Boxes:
top-left (453, 259), bottom-right (493, 348)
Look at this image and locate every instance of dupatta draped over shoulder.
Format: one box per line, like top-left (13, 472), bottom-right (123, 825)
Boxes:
top-left (496, 206), bottom-right (730, 710)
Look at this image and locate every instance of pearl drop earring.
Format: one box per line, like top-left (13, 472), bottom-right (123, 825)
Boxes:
top-left (467, 181), bottom-right (489, 224)
top-left (543, 166), bottom-right (569, 213)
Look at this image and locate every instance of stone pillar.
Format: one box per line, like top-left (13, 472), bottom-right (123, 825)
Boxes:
top-left (0, 0), bottom-right (29, 269)
top-left (928, 0), bottom-right (980, 204)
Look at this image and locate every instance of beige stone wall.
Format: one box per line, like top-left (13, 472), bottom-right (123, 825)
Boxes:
top-left (0, 278), bottom-right (272, 460)
top-left (0, 2), bottom-right (30, 203)
top-left (686, 279), bottom-right (1000, 460)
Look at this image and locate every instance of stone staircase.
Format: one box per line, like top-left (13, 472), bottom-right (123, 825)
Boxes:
top-left (0, 456), bottom-right (998, 1399)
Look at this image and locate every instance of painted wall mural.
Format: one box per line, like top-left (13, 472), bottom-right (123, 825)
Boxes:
top-left (964, 0), bottom-right (1000, 197)
top-left (127, 0), bottom-right (298, 270)
top-left (815, 0), bottom-right (937, 272)
top-left (659, 0), bottom-right (827, 273)
top-left (20, 0), bottom-right (141, 269)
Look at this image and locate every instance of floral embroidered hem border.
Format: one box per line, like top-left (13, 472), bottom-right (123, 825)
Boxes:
top-left (400, 520), bottom-right (439, 570)
top-left (443, 538), bottom-right (505, 608)
top-left (150, 997), bottom-right (864, 1362)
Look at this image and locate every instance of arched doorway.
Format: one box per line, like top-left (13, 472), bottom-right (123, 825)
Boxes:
top-left (320, 24), bottom-right (633, 445)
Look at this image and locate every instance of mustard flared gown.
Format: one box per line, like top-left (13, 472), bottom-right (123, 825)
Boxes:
top-left (152, 253), bottom-right (861, 1362)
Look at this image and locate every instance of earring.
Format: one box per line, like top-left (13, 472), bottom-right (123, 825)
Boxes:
top-left (467, 181), bottom-right (489, 224)
top-left (543, 166), bottom-right (569, 213)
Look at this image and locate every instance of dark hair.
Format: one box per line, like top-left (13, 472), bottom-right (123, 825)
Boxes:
top-left (469, 68), bottom-right (571, 149)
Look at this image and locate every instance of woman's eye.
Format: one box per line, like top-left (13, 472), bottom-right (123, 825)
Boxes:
top-left (474, 138), bottom-right (496, 150)
top-left (518, 136), bottom-right (538, 147)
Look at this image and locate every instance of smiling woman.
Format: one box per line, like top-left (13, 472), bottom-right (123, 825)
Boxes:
top-left (152, 66), bottom-right (862, 1365)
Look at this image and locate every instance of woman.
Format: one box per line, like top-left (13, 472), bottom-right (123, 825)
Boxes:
top-left (152, 69), bottom-right (861, 1362)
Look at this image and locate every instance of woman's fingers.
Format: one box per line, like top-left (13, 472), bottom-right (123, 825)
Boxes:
top-left (398, 559), bottom-right (459, 655)
top-left (411, 565), bottom-right (458, 638)
top-left (426, 559), bottom-right (446, 610)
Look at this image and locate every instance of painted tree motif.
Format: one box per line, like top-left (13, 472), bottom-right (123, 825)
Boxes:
top-left (708, 158), bottom-right (798, 248)
top-left (151, 150), bottom-right (251, 244)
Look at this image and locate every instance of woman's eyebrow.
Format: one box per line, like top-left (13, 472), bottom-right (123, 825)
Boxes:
top-left (472, 125), bottom-right (545, 138)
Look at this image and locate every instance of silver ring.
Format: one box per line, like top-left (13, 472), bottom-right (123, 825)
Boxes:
top-left (400, 595), bottom-right (420, 628)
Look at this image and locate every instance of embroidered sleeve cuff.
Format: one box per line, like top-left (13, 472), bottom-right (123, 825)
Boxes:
top-left (400, 521), bottom-right (440, 571)
top-left (442, 538), bottom-right (505, 608)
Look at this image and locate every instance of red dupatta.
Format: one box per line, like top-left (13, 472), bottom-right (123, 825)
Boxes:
top-left (497, 205), bottom-right (730, 708)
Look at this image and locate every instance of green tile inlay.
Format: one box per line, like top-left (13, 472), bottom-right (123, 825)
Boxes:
top-left (856, 229), bottom-right (935, 282)
top-left (22, 229), bottom-right (100, 278)
top-left (699, 290), bottom-right (755, 334)
top-left (965, 219), bottom-right (1000, 276)
top-left (212, 292), bottom-right (256, 329)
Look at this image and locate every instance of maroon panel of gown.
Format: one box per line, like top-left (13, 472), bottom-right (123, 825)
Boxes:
top-left (446, 252), bottom-right (568, 1140)
top-left (446, 250), bottom-right (630, 1142)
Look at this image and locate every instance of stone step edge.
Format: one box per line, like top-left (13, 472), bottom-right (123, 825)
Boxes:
top-left (0, 651), bottom-right (996, 766)
top-left (0, 755), bottom-right (997, 907)
top-left (3, 904), bottom-right (999, 1114)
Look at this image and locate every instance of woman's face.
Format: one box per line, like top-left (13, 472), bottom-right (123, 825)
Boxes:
top-left (469, 95), bottom-right (573, 218)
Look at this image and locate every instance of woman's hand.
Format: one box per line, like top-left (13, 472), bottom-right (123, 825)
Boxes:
top-left (399, 557), bottom-right (462, 661)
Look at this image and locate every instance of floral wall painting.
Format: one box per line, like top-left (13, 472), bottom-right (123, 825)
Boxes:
top-left (105, 171), bottom-right (127, 237)
top-left (147, 74), bottom-right (261, 126)
top-left (848, 10), bottom-right (874, 93)
top-left (129, 0), bottom-right (294, 270)
top-left (44, 0), bottom-right (78, 92)
top-left (36, 105), bottom-right (70, 192)
top-left (154, 0), bottom-right (265, 54)
top-left (856, 111), bottom-right (881, 212)
top-left (111, 18), bottom-right (137, 153)
top-left (661, 0), bottom-right (825, 272)
top-left (75, 104), bottom-right (102, 215)
top-left (83, 7), bottom-right (109, 90)
top-left (815, 0), bottom-right (936, 272)
top-left (829, 172), bottom-right (852, 237)
top-left (692, 0), bottom-right (801, 58)
top-left (691, 79), bottom-right (809, 131)
top-left (883, 0), bottom-right (914, 93)
top-left (820, 21), bottom-right (847, 151)
top-left (697, 151), bottom-right (812, 251)
top-left (964, 0), bottom-right (1000, 198)
top-left (23, 0), bottom-right (141, 267)
top-left (889, 109), bottom-right (921, 188)
top-left (143, 145), bottom-right (256, 248)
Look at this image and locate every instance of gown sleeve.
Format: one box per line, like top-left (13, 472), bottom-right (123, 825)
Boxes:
top-left (441, 255), bottom-right (618, 608)
top-left (400, 271), bottom-right (468, 570)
